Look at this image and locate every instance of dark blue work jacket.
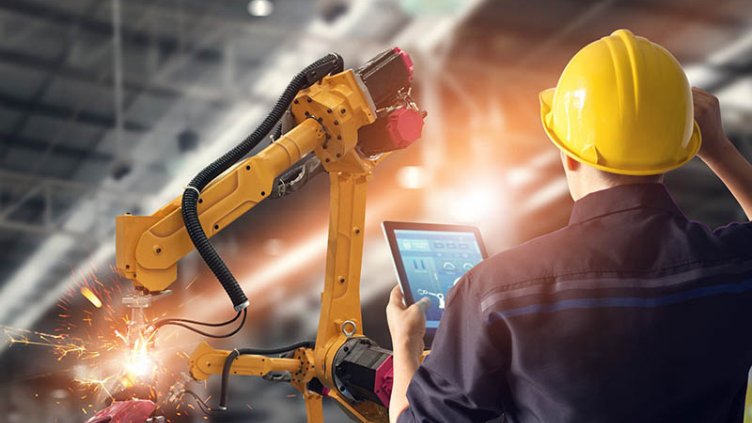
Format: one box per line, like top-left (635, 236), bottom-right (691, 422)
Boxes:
top-left (398, 183), bottom-right (752, 423)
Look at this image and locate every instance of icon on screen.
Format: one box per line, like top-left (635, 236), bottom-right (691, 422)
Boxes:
top-left (412, 259), bottom-right (428, 271)
top-left (417, 289), bottom-right (446, 309)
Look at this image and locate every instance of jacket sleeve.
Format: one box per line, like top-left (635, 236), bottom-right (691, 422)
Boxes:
top-left (397, 274), bottom-right (511, 423)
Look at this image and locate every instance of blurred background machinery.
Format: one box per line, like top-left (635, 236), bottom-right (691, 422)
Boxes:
top-left (0, 0), bottom-right (750, 422)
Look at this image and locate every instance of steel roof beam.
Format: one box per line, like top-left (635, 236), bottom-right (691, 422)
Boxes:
top-left (0, 0), bottom-right (225, 65)
top-left (0, 47), bottom-right (180, 100)
top-left (0, 92), bottom-right (148, 132)
top-left (0, 133), bottom-right (112, 162)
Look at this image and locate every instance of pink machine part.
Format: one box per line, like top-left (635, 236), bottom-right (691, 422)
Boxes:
top-left (386, 108), bottom-right (424, 149)
top-left (85, 400), bottom-right (156, 423)
top-left (392, 47), bottom-right (414, 80)
top-left (374, 354), bottom-right (394, 407)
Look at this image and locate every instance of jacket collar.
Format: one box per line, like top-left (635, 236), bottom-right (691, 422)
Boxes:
top-left (569, 183), bottom-right (684, 225)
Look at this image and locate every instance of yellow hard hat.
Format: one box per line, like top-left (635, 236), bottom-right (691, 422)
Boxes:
top-left (540, 29), bottom-right (701, 175)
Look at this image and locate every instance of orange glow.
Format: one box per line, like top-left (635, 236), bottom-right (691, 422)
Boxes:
top-left (124, 346), bottom-right (156, 381)
top-left (397, 166), bottom-right (428, 189)
top-left (80, 287), bottom-right (103, 309)
top-left (447, 184), bottom-right (503, 223)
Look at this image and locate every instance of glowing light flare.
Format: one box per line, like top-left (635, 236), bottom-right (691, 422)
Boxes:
top-left (397, 166), bottom-right (428, 189)
top-left (247, 0), bottom-right (273, 17)
top-left (447, 184), bottom-right (502, 223)
top-left (262, 238), bottom-right (286, 256)
top-left (121, 329), bottom-right (158, 382)
top-left (80, 286), bottom-right (103, 308)
top-left (124, 348), bottom-right (156, 380)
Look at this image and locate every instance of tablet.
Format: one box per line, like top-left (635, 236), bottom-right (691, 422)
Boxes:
top-left (382, 221), bottom-right (488, 342)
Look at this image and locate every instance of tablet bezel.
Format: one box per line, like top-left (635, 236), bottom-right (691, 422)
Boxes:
top-left (382, 220), bottom-right (489, 333)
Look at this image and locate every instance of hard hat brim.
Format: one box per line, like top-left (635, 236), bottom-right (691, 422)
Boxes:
top-left (539, 88), bottom-right (702, 176)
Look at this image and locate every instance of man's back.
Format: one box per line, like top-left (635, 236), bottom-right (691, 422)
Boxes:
top-left (388, 30), bottom-right (752, 423)
top-left (399, 183), bottom-right (752, 422)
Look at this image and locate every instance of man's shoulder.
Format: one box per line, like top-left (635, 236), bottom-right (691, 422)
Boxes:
top-left (712, 220), bottom-right (752, 246)
top-left (468, 225), bottom-right (577, 295)
top-left (465, 217), bottom-right (752, 302)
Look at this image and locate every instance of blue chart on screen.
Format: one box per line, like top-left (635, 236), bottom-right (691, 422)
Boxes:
top-left (395, 229), bottom-right (484, 328)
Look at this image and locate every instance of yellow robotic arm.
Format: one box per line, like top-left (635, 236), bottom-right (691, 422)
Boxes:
top-left (115, 48), bottom-right (424, 422)
top-left (115, 68), bottom-right (375, 293)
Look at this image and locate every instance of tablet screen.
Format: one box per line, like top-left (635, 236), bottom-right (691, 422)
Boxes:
top-left (393, 229), bottom-right (485, 328)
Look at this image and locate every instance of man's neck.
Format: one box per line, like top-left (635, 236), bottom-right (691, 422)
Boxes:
top-left (573, 177), bottom-right (664, 202)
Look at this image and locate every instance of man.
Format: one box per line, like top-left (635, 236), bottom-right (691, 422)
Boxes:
top-left (387, 29), bottom-right (752, 422)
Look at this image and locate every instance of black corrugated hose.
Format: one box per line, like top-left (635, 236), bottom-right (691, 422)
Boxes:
top-left (181, 53), bottom-right (344, 312)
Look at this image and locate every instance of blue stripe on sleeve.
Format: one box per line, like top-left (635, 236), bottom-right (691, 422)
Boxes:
top-left (492, 278), bottom-right (752, 319)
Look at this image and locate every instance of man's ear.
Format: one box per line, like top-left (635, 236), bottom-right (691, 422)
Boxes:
top-left (565, 155), bottom-right (580, 172)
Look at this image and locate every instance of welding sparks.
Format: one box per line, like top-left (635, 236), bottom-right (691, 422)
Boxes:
top-left (74, 375), bottom-right (118, 401)
top-left (2, 326), bottom-right (96, 360)
top-left (124, 336), bottom-right (157, 382)
top-left (80, 286), bottom-right (103, 308)
top-left (2, 269), bottom-right (173, 408)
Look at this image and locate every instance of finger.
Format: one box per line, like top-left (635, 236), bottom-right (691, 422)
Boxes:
top-left (692, 87), bottom-right (717, 107)
top-left (691, 87), bottom-right (709, 102)
top-left (414, 297), bottom-right (430, 313)
top-left (389, 285), bottom-right (406, 310)
top-left (692, 86), bottom-right (713, 99)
